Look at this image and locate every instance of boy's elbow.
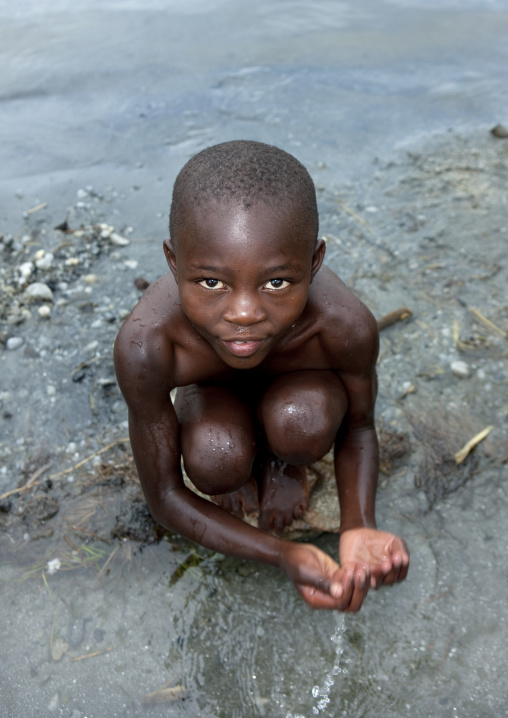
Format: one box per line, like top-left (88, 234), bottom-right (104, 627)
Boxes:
top-left (144, 484), bottom-right (185, 532)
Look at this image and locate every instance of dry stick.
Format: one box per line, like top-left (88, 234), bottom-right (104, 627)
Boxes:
top-left (469, 307), bottom-right (507, 338)
top-left (71, 525), bottom-right (111, 543)
top-left (72, 646), bottom-right (115, 662)
top-left (70, 355), bottom-right (104, 376)
top-left (142, 685), bottom-right (186, 707)
top-left (26, 202), bottom-right (47, 215)
top-left (0, 437), bottom-right (131, 501)
top-left (24, 462), bottom-right (52, 491)
top-left (454, 426), bottom-right (494, 464)
top-left (377, 307), bottom-right (413, 331)
top-left (335, 199), bottom-right (374, 231)
top-left (96, 543), bottom-right (120, 580)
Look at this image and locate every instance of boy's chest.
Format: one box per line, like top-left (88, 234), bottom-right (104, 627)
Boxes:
top-left (171, 327), bottom-right (337, 387)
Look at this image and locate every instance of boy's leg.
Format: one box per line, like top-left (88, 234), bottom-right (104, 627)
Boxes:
top-left (257, 370), bottom-right (348, 532)
top-left (174, 384), bottom-right (259, 517)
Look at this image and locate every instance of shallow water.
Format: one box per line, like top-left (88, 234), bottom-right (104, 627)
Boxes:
top-left (1, 1), bottom-right (508, 716)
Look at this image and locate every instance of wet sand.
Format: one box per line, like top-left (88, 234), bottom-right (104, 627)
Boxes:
top-left (1, 1), bottom-right (508, 717)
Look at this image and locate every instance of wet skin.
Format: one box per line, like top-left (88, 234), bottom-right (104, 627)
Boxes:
top-left (114, 200), bottom-right (409, 611)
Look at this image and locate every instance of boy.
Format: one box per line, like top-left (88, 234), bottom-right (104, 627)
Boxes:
top-left (114, 140), bottom-right (409, 611)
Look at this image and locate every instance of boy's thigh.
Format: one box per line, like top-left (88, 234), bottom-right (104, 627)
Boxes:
top-left (257, 370), bottom-right (348, 465)
top-left (174, 383), bottom-right (257, 491)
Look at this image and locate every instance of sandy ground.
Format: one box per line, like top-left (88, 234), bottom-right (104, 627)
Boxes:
top-left (1, 128), bottom-right (508, 718)
top-left (1, 1), bottom-right (508, 715)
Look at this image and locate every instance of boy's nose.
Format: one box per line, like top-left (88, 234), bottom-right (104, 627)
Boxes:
top-left (223, 291), bottom-right (266, 326)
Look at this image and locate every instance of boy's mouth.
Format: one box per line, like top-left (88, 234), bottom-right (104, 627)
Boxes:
top-left (222, 338), bottom-right (264, 357)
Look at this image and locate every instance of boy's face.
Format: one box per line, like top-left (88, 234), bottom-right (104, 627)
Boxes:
top-left (164, 200), bottom-right (324, 369)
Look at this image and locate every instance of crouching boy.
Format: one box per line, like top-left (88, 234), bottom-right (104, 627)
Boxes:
top-left (114, 140), bottom-right (409, 611)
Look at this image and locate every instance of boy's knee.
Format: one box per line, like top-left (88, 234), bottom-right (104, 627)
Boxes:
top-left (181, 424), bottom-right (256, 495)
top-left (259, 373), bottom-right (347, 465)
top-left (264, 403), bottom-right (335, 464)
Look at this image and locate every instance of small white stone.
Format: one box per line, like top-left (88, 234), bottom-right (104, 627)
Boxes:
top-left (38, 305), bottom-right (51, 319)
top-left (47, 558), bottom-right (61, 575)
top-left (451, 360), bottom-right (470, 378)
top-left (19, 261), bottom-right (34, 280)
top-left (110, 232), bottom-right (130, 246)
top-left (85, 340), bottom-right (99, 353)
top-left (84, 274), bottom-right (98, 283)
top-left (35, 252), bottom-right (54, 270)
top-left (47, 385), bottom-right (56, 396)
top-left (76, 188), bottom-right (88, 199)
top-left (34, 249), bottom-right (45, 261)
top-left (7, 336), bottom-right (24, 350)
top-left (65, 257), bottom-right (79, 266)
top-left (22, 282), bottom-right (54, 302)
top-left (124, 259), bottom-right (138, 269)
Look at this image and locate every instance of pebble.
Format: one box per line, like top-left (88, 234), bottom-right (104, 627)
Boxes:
top-left (110, 232), bottom-right (130, 246)
top-left (22, 282), bottom-right (54, 302)
top-left (491, 124), bottom-right (508, 139)
top-left (38, 305), bottom-right (51, 319)
top-left (6, 336), bottom-right (24, 350)
top-left (35, 251), bottom-right (54, 270)
top-left (451, 360), bottom-right (470, 378)
top-left (124, 259), bottom-right (138, 270)
top-left (18, 261), bottom-right (34, 281)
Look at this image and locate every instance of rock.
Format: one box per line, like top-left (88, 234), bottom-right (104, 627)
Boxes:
top-left (110, 232), bottom-right (130, 246)
top-left (22, 282), bottom-right (54, 302)
top-left (38, 305), bottom-right (51, 319)
top-left (18, 261), bottom-right (34, 281)
top-left (6, 336), bottom-right (24, 350)
top-left (491, 124), bottom-right (508, 139)
top-left (35, 252), bottom-right (54, 270)
top-left (451, 360), bottom-right (470, 378)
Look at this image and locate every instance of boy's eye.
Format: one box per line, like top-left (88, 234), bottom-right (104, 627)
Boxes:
top-left (198, 278), bottom-right (225, 290)
top-left (265, 278), bottom-right (290, 290)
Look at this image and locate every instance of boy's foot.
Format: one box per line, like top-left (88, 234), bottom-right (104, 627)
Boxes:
top-left (258, 459), bottom-right (309, 534)
top-left (211, 475), bottom-right (259, 519)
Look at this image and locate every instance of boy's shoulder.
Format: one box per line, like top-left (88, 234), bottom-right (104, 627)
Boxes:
top-left (114, 273), bottom-right (223, 390)
top-left (309, 266), bottom-right (379, 372)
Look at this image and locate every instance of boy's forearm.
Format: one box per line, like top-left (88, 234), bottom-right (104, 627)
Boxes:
top-left (334, 426), bottom-right (379, 533)
top-left (146, 482), bottom-right (287, 568)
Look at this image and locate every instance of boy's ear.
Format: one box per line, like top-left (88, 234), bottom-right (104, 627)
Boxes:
top-left (163, 239), bottom-right (178, 281)
top-left (310, 238), bottom-right (326, 281)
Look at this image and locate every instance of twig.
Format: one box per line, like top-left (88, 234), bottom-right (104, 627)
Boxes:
top-left (72, 646), bottom-right (115, 662)
top-left (71, 526), bottom-right (111, 543)
top-left (453, 320), bottom-right (466, 352)
top-left (0, 437), bottom-right (130, 501)
top-left (26, 202), bottom-right (47, 215)
top-left (377, 307), bottom-right (413, 331)
top-left (469, 307), bottom-right (507, 338)
top-left (96, 544), bottom-right (120, 580)
top-left (454, 426), bottom-right (494, 464)
top-left (335, 199), bottom-right (374, 231)
top-left (142, 682), bottom-right (185, 707)
top-left (24, 462), bottom-right (53, 490)
top-left (70, 355), bottom-right (104, 376)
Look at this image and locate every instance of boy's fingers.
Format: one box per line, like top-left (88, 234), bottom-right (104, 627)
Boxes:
top-left (345, 567), bottom-right (369, 612)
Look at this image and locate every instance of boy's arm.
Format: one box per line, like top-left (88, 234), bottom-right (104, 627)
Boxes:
top-left (334, 328), bottom-right (409, 590)
top-left (114, 331), bottom-right (368, 610)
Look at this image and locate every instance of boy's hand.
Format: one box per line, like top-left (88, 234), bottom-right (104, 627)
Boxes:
top-left (339, 527), bottom-right (409, 589)
top-left (279, 542), bottom-right (370, 612)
